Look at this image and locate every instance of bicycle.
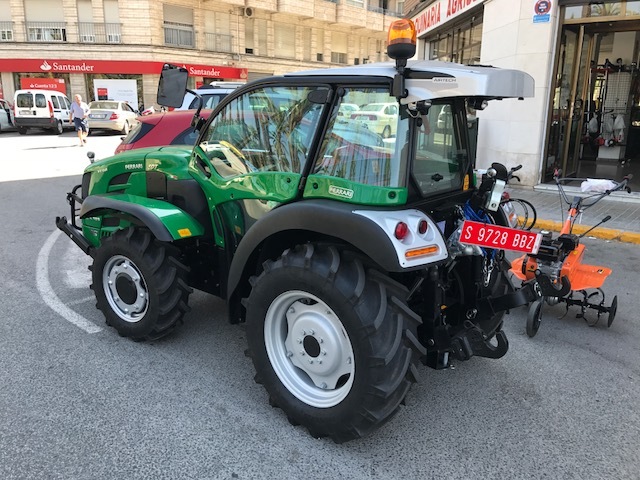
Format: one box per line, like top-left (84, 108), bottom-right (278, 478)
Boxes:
top-left (510, 173), bottom-right (632, 337)
top-left (481, 163), bottom-right (538, 230)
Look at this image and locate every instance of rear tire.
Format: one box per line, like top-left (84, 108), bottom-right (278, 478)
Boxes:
top-left (90, 227), bottom-right (192, 341)
top-left (18, 127), bottom-right (27, 135)
top-left (53, 120), bottom-right (63, 135)
top-left (382, 125), bottom-right (391, 138)
top-left (121, 121), bottom-right (129, 135)
top-left (245, 244), bottom-right (423, 443)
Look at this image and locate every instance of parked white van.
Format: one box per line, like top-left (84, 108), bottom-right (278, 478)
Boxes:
top-left (13, 89), bottom-right (72, 134)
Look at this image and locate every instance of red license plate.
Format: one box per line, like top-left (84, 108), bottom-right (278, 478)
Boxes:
top-left (460, 220), bottom-right (542, 254)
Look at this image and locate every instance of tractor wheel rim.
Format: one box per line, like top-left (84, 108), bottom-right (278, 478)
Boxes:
top-left (103, 255), bottom-right (149, 323)
top-left (264, 290), bottom-right (355, 408)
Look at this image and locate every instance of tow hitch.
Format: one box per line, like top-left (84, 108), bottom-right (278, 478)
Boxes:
top-left (55, 184), bottom-right (94, 257)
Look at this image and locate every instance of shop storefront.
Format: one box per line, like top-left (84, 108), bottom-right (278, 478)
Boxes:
top-left (546, 1), bottom-right (640, 184)
top-left (409, 0), bottom-right (640, 189)
top-left (0, 58), bottom-right (248, 111)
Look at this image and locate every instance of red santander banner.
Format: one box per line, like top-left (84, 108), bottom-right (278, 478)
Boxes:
top-left (0, 59), bottom-right (248, 80)
top-left (20, 77), bottom-right (67, 93)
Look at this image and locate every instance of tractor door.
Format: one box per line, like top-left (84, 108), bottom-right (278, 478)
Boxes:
top-left (188, 84), bottom-right (330, 249)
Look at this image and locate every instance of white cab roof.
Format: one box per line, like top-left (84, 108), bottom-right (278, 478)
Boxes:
top-left (287, 60), bottom-right (535, 104)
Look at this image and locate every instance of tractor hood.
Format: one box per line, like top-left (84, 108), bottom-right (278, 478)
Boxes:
top-left (289, 60), bottom-right (535, 104)
top-left (85, 145), bottom-right (193, 174)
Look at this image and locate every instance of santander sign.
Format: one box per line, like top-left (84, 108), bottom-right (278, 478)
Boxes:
top-left (413, 0), bottom-right (482, 37)
top-left (0, 58), bottom-right (248, 80)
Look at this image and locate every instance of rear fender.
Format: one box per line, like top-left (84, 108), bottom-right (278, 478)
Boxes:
top-left (225, 199), bottom-right (448, 304)
top-left (79, 194), bottom-right (204, 245)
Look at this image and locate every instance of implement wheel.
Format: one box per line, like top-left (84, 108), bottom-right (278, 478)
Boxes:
top-left (526, 298), bottom-right (543, 338)
top-left (607, 295), bottom-right (618, 328)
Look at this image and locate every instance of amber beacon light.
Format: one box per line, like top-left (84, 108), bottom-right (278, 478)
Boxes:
top-left (387, 19), bottom-right (416, 61)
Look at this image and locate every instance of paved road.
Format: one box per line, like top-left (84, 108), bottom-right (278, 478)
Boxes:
top-left (1, 131), bottom-right (639, 479)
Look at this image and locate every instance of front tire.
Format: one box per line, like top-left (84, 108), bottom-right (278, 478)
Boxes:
top-left (245, 244), bottom-right (423, 443)
top-left (91, 228), bottom-right (192, 341)
top-left (17, 127), bottom-right (27, 135)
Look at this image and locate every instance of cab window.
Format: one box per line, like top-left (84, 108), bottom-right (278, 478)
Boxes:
top-left (413, 101), bottom-right (465, 195)
top-left (314, 88), bottom-right (405, 187)
top-left (199, 86), bottom-right (326, 179)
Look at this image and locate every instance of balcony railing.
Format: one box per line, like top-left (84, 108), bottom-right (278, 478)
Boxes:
top-left (164, 23), bottom-right (194, 48)
top-left (0, 21), bottom-right (13, 41)
top-left (204, 32), bottom-right (234, 53)
top-left (77, 22), bottom-right (122, 43)
top-left (26, 21), bottom-right (67, 42)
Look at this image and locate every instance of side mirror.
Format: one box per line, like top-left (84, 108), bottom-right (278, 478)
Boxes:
top-left (157, 64), bottom-right (188, 108)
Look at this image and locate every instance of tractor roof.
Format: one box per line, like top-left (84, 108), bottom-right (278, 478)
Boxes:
top-left (287, 60), bottom-right (535, 104)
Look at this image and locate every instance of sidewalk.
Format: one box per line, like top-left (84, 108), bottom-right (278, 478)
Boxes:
top-left (505, 183), bottom-right (640, 245)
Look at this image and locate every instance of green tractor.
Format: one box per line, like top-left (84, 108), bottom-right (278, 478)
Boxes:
top-left (56, 20), bottom-right (548, 442)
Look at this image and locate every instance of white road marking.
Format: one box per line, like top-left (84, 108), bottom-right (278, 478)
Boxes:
top-left (63, 240), bottom-right (91, 288)
top-left (67, 295), bottom-right (96, 307)
top-left (36, 229), bottom-right (103, 334)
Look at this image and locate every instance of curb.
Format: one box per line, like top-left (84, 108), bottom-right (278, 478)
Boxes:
top-left (531, 218), bottom-right (640, 245)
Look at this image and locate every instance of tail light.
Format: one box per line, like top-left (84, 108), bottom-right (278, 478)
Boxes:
top-left (418, 219), bottom-right (428, 235)
top-left (48, 100), bottom-right (54, 118)
top-left (394, 222), bottom-right (409, 240)
top-left (110, 112), bottom-right (119, 120)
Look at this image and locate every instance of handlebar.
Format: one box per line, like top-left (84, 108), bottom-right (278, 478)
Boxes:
top-left (554, 175), bottom-right (632, 209)
top-left (507, 164), bottom-right (522, 183)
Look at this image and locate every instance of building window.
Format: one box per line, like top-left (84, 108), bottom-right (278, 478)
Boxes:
top-left (274, 22), bottom-right (296, 59)
top-left (563, 1), bottom-right (640, 20)
top-left (317, 29), bottom-right (325, 62)
top-left (428, 12), bottom-right (483, 65)
top-left (163, 4), bottom-right (194, 48)
top-left (204, 11), bottom-right (233, 53)
top-left (245, 18), bottom-right (267, 55)
top-left (331, 31), bottom-right (348, 64)
top-left (0, 22), bottom-right (13, 41)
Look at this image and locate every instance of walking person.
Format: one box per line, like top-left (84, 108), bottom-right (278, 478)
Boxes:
top-left (69, 94), bottom-right (90, 146)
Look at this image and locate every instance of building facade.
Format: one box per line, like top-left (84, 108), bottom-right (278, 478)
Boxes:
top-left (0, 0), bottom-right (402, 111)
top-left (406, 0), bottom-right (640, 187)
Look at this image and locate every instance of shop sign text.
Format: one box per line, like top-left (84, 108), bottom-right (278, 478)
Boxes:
top-left (413, 0), bottom-right (482, 37)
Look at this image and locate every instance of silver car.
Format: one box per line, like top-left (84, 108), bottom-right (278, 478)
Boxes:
top-left (88, 100), bottom-right (139, 135)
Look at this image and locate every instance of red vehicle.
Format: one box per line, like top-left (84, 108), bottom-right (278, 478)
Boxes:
top-left (114, 109), bottom-right (211, 154)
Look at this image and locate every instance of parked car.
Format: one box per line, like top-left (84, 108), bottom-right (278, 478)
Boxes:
top-left (13, 89), bottom-right (72, 134)
top-left (0, 98), bottom-right (15, 132)
top-left (114, 109), bottom-right (211, 154)
top-left (336, 102), bottom-right (360, 124)
top-left (87, 100), bottom-right (139, 135)
top-left (177, 82), bottom-right (244, 110)
top-left (349, 102), bottom-right (398, 138)
top-left (436, 104), bottom-right (452, 131)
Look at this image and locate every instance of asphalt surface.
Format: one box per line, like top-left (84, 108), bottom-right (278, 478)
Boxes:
top-left (1, 130), bottom-right (639, 479)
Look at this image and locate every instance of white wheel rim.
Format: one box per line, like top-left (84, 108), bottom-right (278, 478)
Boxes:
top-left (264, 290), bottom-right (355, 408)
top-left (102, 255), bottom-right (149, 323)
